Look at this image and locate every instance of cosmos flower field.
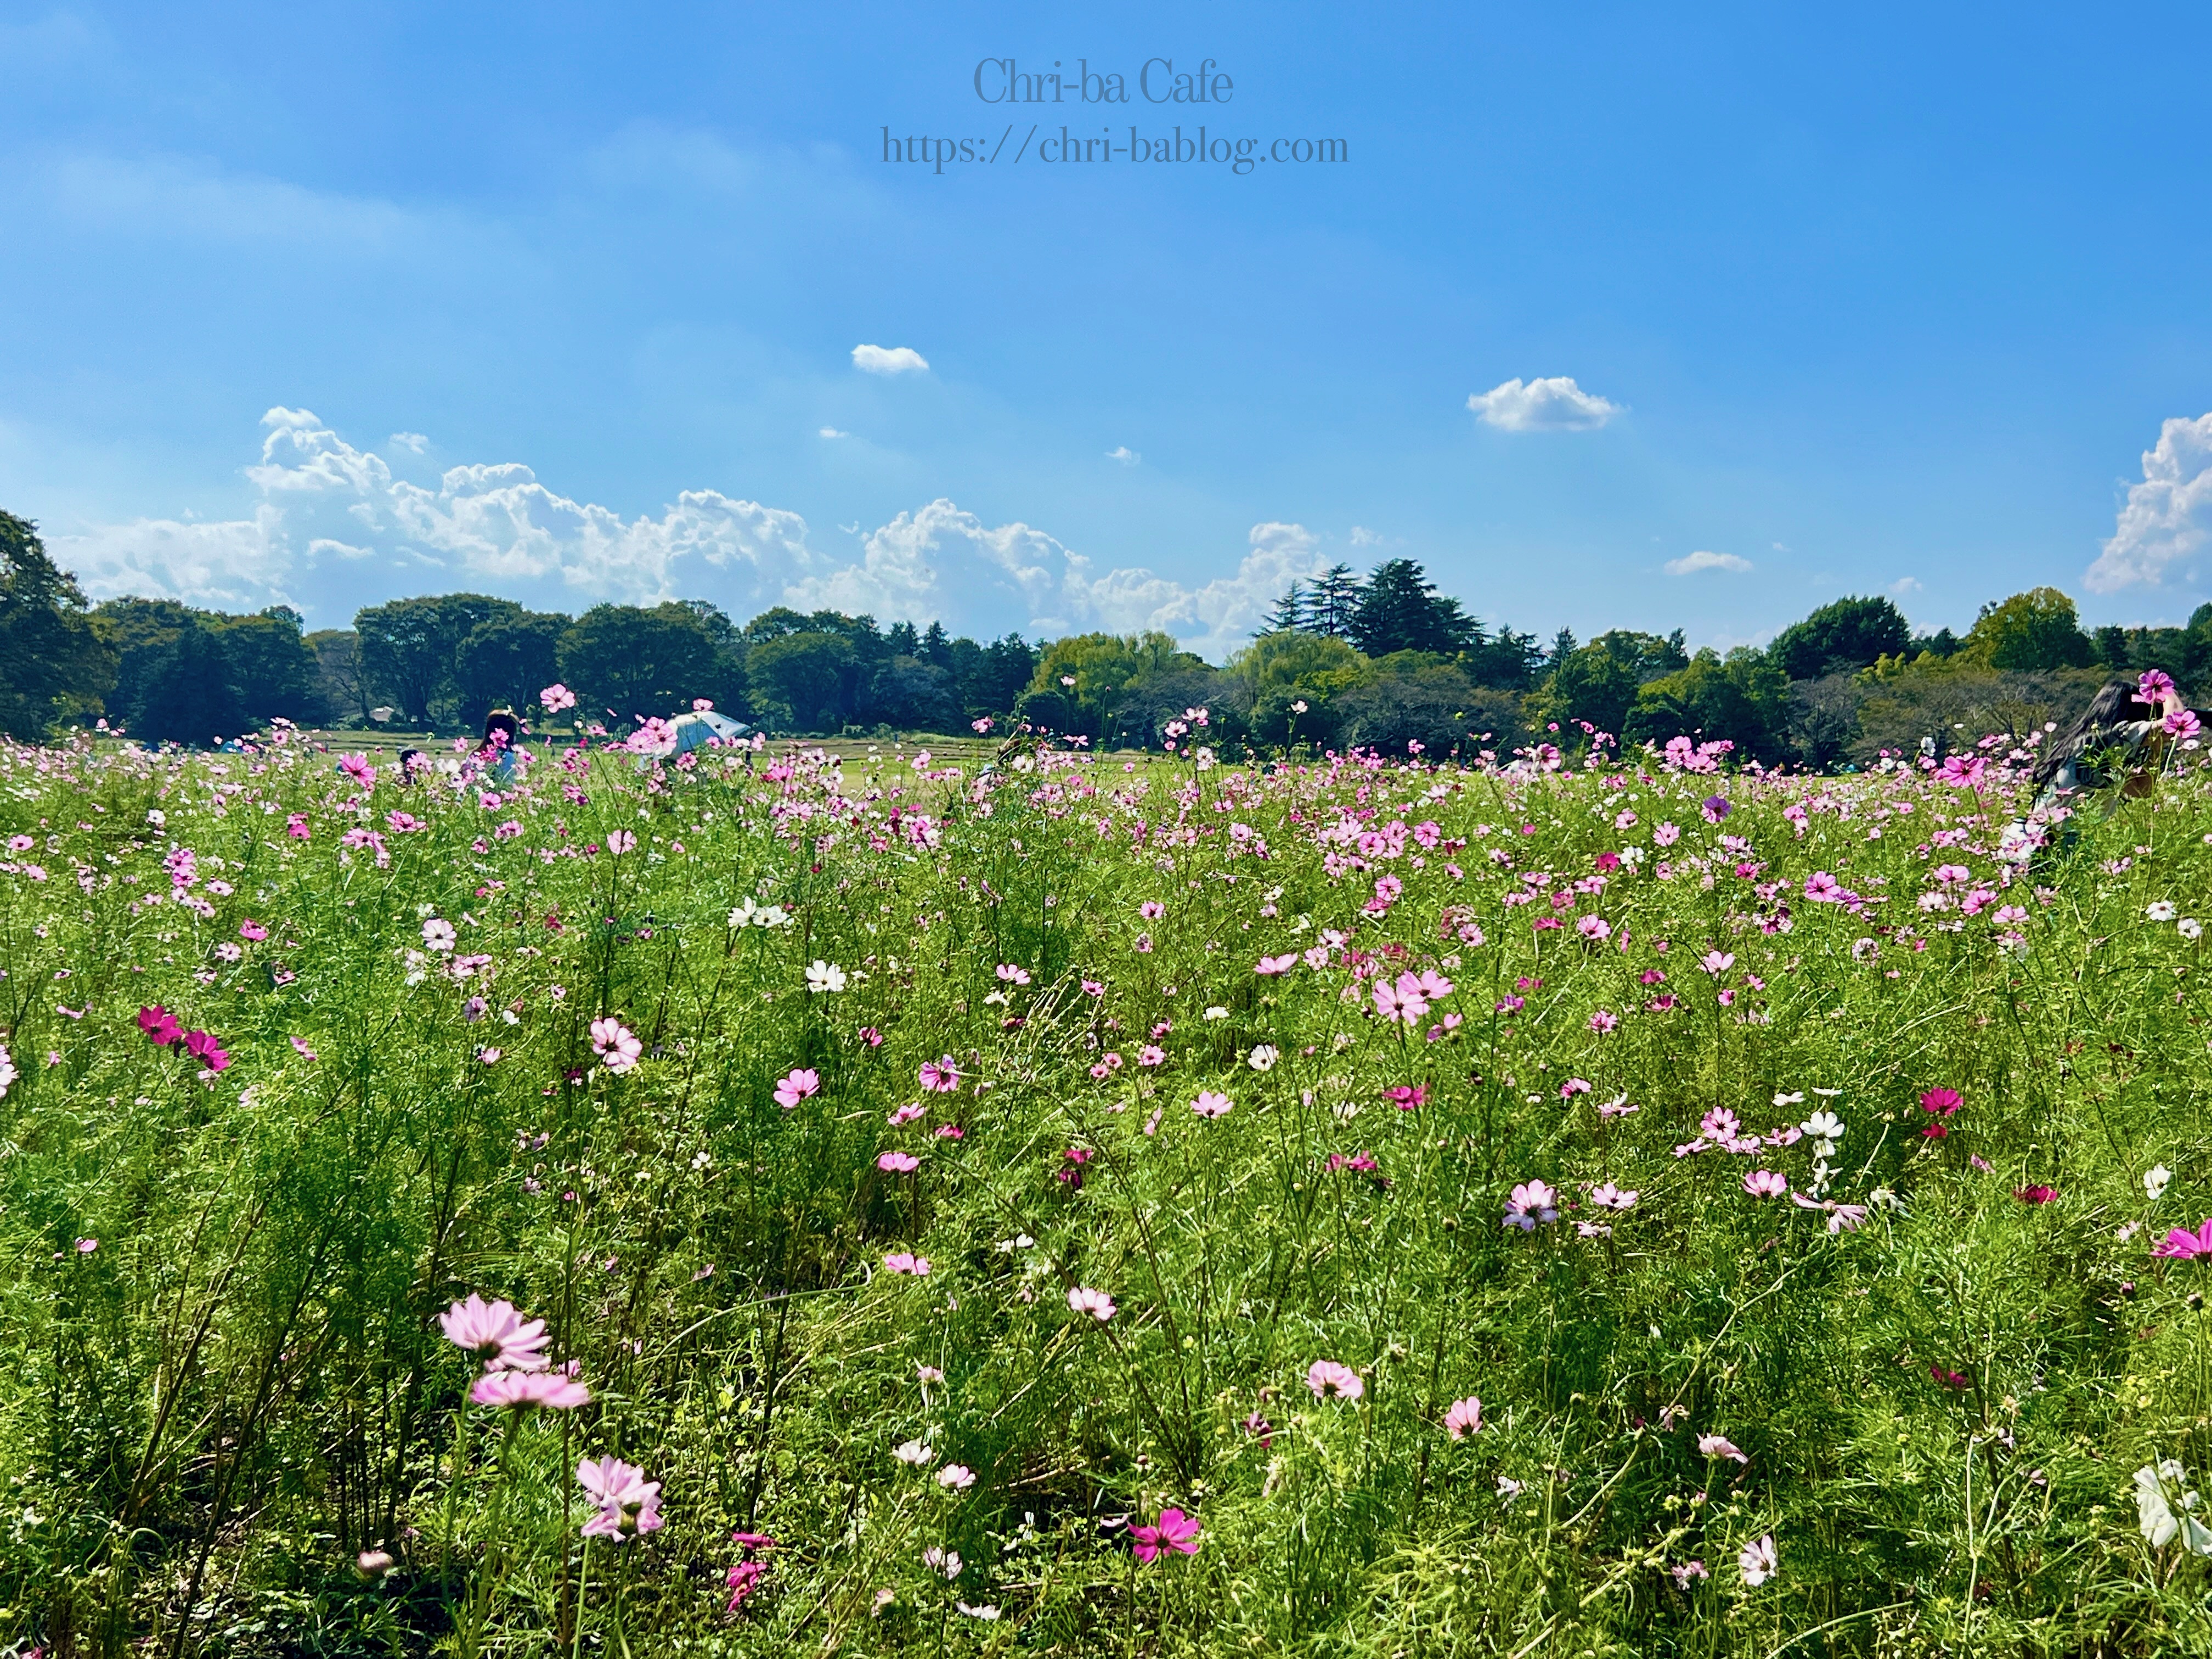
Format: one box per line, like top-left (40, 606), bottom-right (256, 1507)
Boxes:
top-left (3, 719), bottom-right (2211, 1656)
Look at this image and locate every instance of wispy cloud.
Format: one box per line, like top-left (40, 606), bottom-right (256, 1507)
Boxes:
top-left (1663, 550), bottom-right (1752, 575)
top-left (1889, 575), bottom-right (1923, 595)
top-left (819, 427), bottom-right (850, 439)
top-left (850, 343), bottom-right (929, 375)
top-left (1466, 375), bottom-right (1623, 432)
top-left (1105, 445), bottom-right (1140, 465)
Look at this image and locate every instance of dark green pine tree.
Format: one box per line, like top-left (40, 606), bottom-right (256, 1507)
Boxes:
top-left (1347, 559), bottom-right (1479, 657)
top-left (1307, 565), bottom-right (1363, 639)
top-left (1261, 583), bottom-right (1308, 635)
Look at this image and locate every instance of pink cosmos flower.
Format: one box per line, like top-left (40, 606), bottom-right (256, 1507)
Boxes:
top-left (590, 1017), bottom-right (642, 1073)
top-left (439, 1293), bottom-right (551, 1370)
top-left (471, 1369), bottom-right (590, 1410)
top-left (1307, 1359), bottom-right (1365, 1401)
top-left (1130, 1508), bottom-right (1200, 1562)
top-left (2153, 1219), bottom-right (2212, 1260)
top-left (877, 1151), bottom-right (921, 1173)
top-left (540, 682), bottom-right (577, 712)
top-left (1742, 1170), bottom-right (1788, 1199)
top-left (1672, 1559), bottom-right (1709, 1588)
top-left (1699, 1108), bottom-right (1740, 1142)
top-left (1139, 900), bottom-right (1165, 921)
top-left (290, 1035), bottom-right (318, 1060)
top-left (1504, 1180), bottom-right (1559, 1230)
top-left (1385, 1083), bottom-right (1427, 1110)
top-left (1804, 872), bottom-right (1842, 902)
top-left (995, 963), bottom-right (1031, 985)
top-left (1699, 1434), bottom-right (1748, 1465)
top-left (1137, 1045), bottom-right (1166, 1066)
top-left (1577, 914), bottom-right (1612, 940)
top-left (1191, 1091), bottom-right (1233, 1119)
top-left (577, 1456), bottom-right (664, 1541)
top-left (883, 1251), bottom-right (932, 1276)
top-left (919, 1057), bottom-right (962, 1092)
top-left (1067, 1286), bottom-right (1116, 1321)
top-left (2137, 668), bottom-right (2178, 704)
top-left (773, 1068), bottom-right (820, 1109)
top-left (239, 919), bottom-right (268, 942)
top-left (1589, 1182), bottom-right (1638, 1211)
top-left (1588, 1009), bottom-right (1619, 1033)
top-left (138, 1005), bottom-right (182, 1046)
top-left (2168, 708), bottom-right (2203, 739)
top-left (1443, 1396), bottom-right (1483, 1440)
top-left (1255, 954), bottom-right (1298, 975)
top-left (1372, 973), bottom-right (1430, 1024)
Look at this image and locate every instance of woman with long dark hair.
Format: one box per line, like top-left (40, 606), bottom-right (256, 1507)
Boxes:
top-left (2000, 675), bottom-right (2187, 864)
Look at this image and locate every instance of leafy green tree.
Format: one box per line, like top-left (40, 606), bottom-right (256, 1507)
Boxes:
top-left (1768, 596), bottom-right (1910, 681)
top-left (215, 610), bottom-right (323, 725)
top-left (1624, 648), bottom-right (1790, 763)
top-left (871, 657), bottom-right (961, 731)
top-left (1540, 631), bottom-right (1688, 737)
top-left (356, 594), bottom-right (524, 726)
top-left (0, 511), bottom-right (116, 739)
top-left (1960, 587), bottom-right (2096, 671)
top-left (1026, 631), bottom-right (1193, 742)
top-left (455, 612), bottom-right (567, 725)
top-left (1348, 560), bottom-right (1477, 657)
top-left (1334, 656), bottom-right (1491, 757)
top-left (125, 616), bottom-right (250, 744)
top-left (747, 631), bottom-right (857, 731)
top-left (308, 629), bottom-right (375, 726)
top-left (560, 603), bottom-right (724, 721)
top-left (1261, 583), bottom-right (1308, 635)
top-left (1462, 625), bottom-right (1545, 691)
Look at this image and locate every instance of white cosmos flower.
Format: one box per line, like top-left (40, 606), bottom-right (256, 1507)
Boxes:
top-left (1204, 1006), bottom-right (1230, 1020)
top-left (1738, 1533), bottom-right (1779, 1585)
top-left (1248, 1044), bottom-right (1280, 1072)
top-left (805, 960), bottom-right (848, 994)
top-left (2182, 918), bottom-right (2205, 941)
top-left (2135, 1461), bottom-right (2212, 1553)
top-left (1773, 1091), bottom-right (1805, 1108)
top-left (1800, 1110), bottom-right (1845, 1142)
top-left (2147, 901), bottom-right (2179, 922)
top-left (2147, 1165), bottom-right (2174, 1202)
top-left (893, 1440), bottom-right (933, 1465)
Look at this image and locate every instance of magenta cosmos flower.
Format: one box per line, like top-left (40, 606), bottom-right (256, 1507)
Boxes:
top-left (919, 1057), bottom-right (962, 1092)
top-left (1307, 1359), bottom-right (1365, 1401)
top-left (138, 1005), bottom-right (182, 1046)
top-left (578, 1455), bottom-right (664, 1541)
top-left (2154, 1219), bottom-right (2212, 1260)
top-left (773, 1068), bottom-right (819, 1109)
top-left (1443, 1396), bottom-right (1483, 1441)
top-left (1920, 1087), bottom-right (1962, 1118)
top-left (439, 1293), bottom-right (550, 1371)
top-left (1130, 1508), bottom-right (1200, 1562)
top-left (471, 1369), bottom-right (590, 1410)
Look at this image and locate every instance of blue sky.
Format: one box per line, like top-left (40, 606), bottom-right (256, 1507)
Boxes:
top-left (2, 1), bottom-right (2208, 657)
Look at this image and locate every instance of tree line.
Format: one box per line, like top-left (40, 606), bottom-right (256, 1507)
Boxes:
top-left (4, 507), bottom-right (2209, 759)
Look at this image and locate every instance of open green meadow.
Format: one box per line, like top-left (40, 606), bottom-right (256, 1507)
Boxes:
top-left (3, 724), bottom-right (2211, 1656)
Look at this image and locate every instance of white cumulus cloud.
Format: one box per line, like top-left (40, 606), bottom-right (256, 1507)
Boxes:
top-left (2084, 413), bottom-right (2212, 592)
top-left (1889, 575), bottom-right (1923, 595)
top-left (1664, 550), bottom-right (1752, 576)
top-left (1466, 375), bottom-right (1623, 432)
top-left (49, 407), bottom-right (1329, 659)
top-left (851, 343), bottom-right (929, 376)
top-left (388, 431), bottom-right (428, 454)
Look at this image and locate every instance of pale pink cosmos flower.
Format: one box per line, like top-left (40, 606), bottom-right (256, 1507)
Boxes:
top-left (1742, 1170), bottom-right (1788, 1199)
top-left (1139, 900), bottom-right (1165, 921)
top-left (590, 1017), bottom-right (642, 1073)
top-left (1307, 1359), bottom-right (1365, 1401)
top-left (540, 682), bottom-right (577, 712)
top-left (1699, 1434), bottom-right (1748, 1465)
top-left (578, 1456), bottom-right (664, 1541)
top-left (888, 1101), bottom-right (925, 1125)
top-left (1372, 973), bottom-right (1430, 1024)
top-left (606, 829), bottom-right (636, 855)
top-left (919, 1057), bottom-right (962, 1092)
top-left (1255, 953), bottom-right (1298, 975)
top-left (883, 1252), bottom-right (932, 1276)
top-left (1589, 1182), bottom-right (1638, 1211)
top-left (1699, 1108), bottom-right (1740, 1142)
top-left (1190, 1091), bottom-right (1233, 1119)
top-left (1699, 950), bottom-right (1734, 976)
top-left (995, 963), bottom-right (1031, 985)
top-left (1503, 1180), bottom-right (1559, 1230)
top-left (1443, 1396), bottom-right (1483, 1440)
top-left (439, 1294), bottom-right (550, 1371)
top-left (1671, 1559), bottom-right (1709, 1588)
top-left (1138, 1045), bottom-right (1166, 1066)
top-left (1067, 1286), bottom-right (1116, 1321)
top-left (935, 1463), bottom-right (977, 1489)
top-left (471, 1370), bottom-right (590, 1410)
top-left (877, 1151), bottom-right (921, 1173)
top-left (774, 1068), bottom-right (820, 1109)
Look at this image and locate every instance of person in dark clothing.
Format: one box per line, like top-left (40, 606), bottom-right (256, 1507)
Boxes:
top-left (2000, 676), bottom-right (2188, 865)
